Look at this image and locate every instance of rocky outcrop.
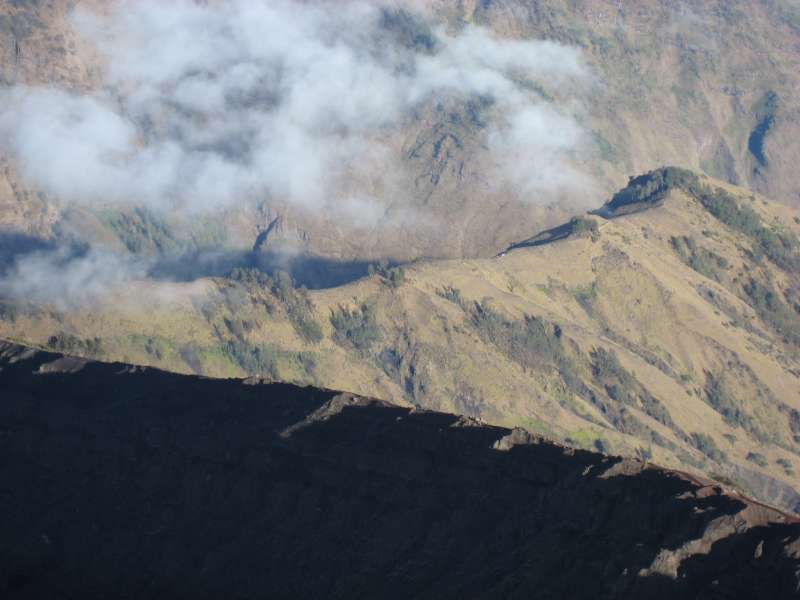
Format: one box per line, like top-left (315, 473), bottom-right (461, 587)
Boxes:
top-left (1, 341), bottom-right (799, 599)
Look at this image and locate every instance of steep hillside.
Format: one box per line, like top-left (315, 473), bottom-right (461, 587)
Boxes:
top-left (429, 0), bottom-right (800, 205)
top-left (2, 341), bottom-right (800, 599)
top-left (1, 1), bottom-right (800, 264)
top-left (0, 0), bottom-right (576, 263)
top-left (2, 168), bottom-right (800, 512)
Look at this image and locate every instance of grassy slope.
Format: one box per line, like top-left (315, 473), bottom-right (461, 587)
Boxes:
top-left (3, 170), bottom-right (800, 510)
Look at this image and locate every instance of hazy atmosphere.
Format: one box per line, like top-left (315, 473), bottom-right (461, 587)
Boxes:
top-left (2, 0), bottom-right (594, 214)
top-left (0, 0), bottom-right (599, 303)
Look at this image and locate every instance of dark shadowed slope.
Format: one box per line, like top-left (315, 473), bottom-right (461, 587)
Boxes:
top-left (1, 341), bottom-right (799, 599)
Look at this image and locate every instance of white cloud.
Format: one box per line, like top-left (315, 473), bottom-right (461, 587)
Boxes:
top-left (0, 0), bottom-right (594, 216)
top-left (489, 104), bottom-right (593, 198)
top-left (0, 244), bottom-right (149, 308)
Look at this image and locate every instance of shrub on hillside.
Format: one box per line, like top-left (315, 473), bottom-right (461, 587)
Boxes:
top-left (704, 371), bottom-right (765, 438)
top-left (47, 333), bottom-right (102, 356)
top-left (469, 302), bottom-right (590, 403)
top-left (746, 451), bottom-right (769, 468)
top-left (742, 278), bottom-right (800, 346)
top-left (670, 236), bottom-right (729, 281)
top-left (471, 302), bottom-right (564, 368)
top-left (437, 285), bottom-right (465, 308)
top-left (696, 189), bottom-right (800, 272)
top-left (368, 260), bottom-right (406, 288)
top-left (330, 303), bottom-right (382, 352)
top-left (590, 347), bottom-right (675, 428)
top-left (569, 217), bottom-right (600, 241)
top-left (104, 207), bottom-right (179, 254)
top-left (691, 432), bottom-right (727, 462)
top-left (604, 167), bottom-right (699, 215)
top-left (229, 268), bottom-right (323, 343)
top-left (223, 339), bottom-right (280, 378)
top-left (605, 167), bottom-right (800, 273)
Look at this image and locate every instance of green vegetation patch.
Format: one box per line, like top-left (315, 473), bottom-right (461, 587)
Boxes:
top-left (573, 281), bottom-right (598, 315)
top-left (599, 167), bottom-right (699, 217)
top-left (670, 236), bottom-right (729, 281)
top-left (565, 429), bottom-right (602, 451)
top-left (469, 302), bottom-right (597, 410)
top-left (368, 260), bottom-right (406, 288)
top-left (748, 91), bottom-right (778, 167)
top-left (600, 167), bottom-right (800, 273)
top-left (742, 278), bottom-right (800, 346)
top-left (222, 340), bottom-right (316, 380)
top-left (223, 339), bottom-right (282, 378)
top-left (470, 302), bottom-right (568, 372)
top-left (691, 432), bottom-right (727, 462)
top-left (697, 189), bottom-right (800, 272)
top-left (47, 333), bottom-right (103, 356)
top-left (746, 451), bottom-right (769, 468)
top-left (704, 372), bottom-right (766, 440)
top-left (102, 207), bottom-right (180, 255)
top-left (437, 285), bottom-right (465, 308)
top-left (468, 304), bottom-right (685, 448)
top-left (777, 457), bottom-right (795, 476)
top-left (590, 347), bottom-right (676, 430)
top-left (568, 217), bottom-right (600, 241)
top-left (229, 268), bottom-right (323, 343)
top-left (511, 216), bottom-right (599, 249)
top-left (330, 303), bottom-right (382, 352)
top-left (179, 338), bottom-right (317, 380)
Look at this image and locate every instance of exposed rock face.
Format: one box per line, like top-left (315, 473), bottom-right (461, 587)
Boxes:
top-left (1, 341), bottom-right (799, 599)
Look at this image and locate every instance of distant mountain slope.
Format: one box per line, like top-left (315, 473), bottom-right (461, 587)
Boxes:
top-left (1, 340), bottom-right (799, 599)
top-left (1, 1), bottom-right (800, 263)
top-left (430, 0), bottom-right (800, 205)
top-left (2, 168), bottom-right (800, 512)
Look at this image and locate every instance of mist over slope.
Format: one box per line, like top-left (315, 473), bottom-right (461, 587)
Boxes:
top-left (0, 0), bottom-right (595, 270)
top-left (2, 341), bottom-right (800, 599)
top-left (1, 0), bottom-right (800, 287)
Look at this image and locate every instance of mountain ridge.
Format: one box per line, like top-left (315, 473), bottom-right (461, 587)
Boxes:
top-left (2, 168), bottom-right (800, 512)
top-left (2, 340), bottom-right (800, 599)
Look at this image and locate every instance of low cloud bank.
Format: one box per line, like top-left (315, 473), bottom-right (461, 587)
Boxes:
top-left (0, 0), bottom-right (593, 217)
top-left (0, 243), bottom-right (148, 308)
top-left (0, 238), bottom-right (375, 308)
top-left (0, 0), bottom-right (597, 307)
